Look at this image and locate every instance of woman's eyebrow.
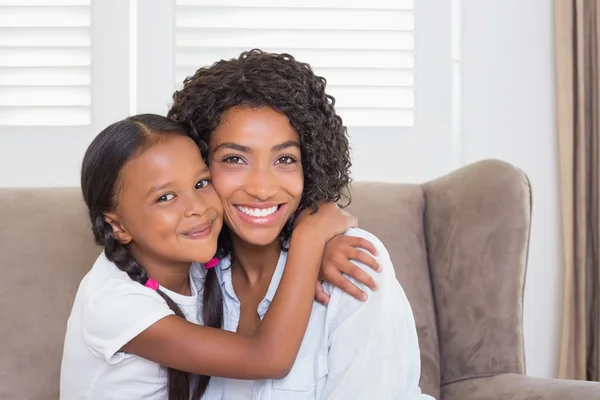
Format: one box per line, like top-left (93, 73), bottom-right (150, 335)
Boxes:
top-left (212, 142), bottom-right (250, 153)
top-left (272, 141), bottom-right (300, 152)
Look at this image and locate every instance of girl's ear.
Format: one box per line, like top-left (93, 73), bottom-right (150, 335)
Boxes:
top-left (103, 213), bottom-right (132, 244)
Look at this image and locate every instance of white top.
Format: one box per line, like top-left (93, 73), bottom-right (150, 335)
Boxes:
top-left (223, 379), bottom-right (255, 399)
top-left (200, 228), bottom-right (435, 400)
top-left (59, 252), bottom-right (202, 400)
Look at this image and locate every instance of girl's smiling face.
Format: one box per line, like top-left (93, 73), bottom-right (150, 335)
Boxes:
top-left (208, 106), bottom-right (304, 247)
top-left (105, 134), bottom-right (223, 266)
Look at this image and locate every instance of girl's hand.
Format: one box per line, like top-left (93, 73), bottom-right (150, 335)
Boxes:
top-left (293, 202), bottom-right (357, 246)
top-left (316, 235), bottom-right (381, 305)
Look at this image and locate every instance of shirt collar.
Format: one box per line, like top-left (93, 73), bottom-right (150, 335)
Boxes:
top-left (264, 252), bottom-right (286, 303)
top-left (217, 254), bottom-right (233, 271)
top-left (217, 251), bottom-right (288, 304)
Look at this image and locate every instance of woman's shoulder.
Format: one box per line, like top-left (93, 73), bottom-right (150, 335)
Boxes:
top-left (342, 227), bottom-right (383, 243)
top-left (328, 228), bottom-right (400, 301)
top-left (343, 228), bottom-right (390, 260)
top-left (325, 229), bottom-right (409, 330)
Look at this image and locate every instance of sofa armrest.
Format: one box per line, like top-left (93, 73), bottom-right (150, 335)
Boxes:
top-left (442, 373), bottom-right (600, 400)
top-left (422, 160), bottom-right (531, 382)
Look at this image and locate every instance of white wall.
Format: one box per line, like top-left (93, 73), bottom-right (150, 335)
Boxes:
top-left (460, 0), bottom-right (560, 378)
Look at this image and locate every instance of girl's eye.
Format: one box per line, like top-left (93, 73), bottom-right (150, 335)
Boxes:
top-left (156, 193), bottom-right (175, 203)
top-left (275, 155), bottom-right (297, 165)
top-left (223, 155), bottom-right (244, 164)
top-left (195, 179), bottom-right (210, 189)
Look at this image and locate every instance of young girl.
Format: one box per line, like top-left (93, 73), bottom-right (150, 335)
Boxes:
top-left (59, 114), bottom-right (370, 400)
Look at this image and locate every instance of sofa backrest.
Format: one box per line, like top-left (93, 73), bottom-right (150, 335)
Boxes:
top-left (0, 184), bottom-right (441, 400)
top-left (0, 188), bottom-right (100, 400)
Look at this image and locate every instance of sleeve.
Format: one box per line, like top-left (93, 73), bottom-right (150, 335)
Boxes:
top-left (320, 229), bottom-right (434, 400)
top-left (82, 279), bottom-right (175, 364)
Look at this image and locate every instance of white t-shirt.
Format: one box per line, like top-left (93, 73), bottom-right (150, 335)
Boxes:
top-left (60, 252), bottom-right (202, 400)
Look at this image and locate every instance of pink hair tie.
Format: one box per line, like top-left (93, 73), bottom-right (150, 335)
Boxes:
top-left (205, 257), bottom-right (219, 270)
top-left (144, 278), bottom-right (159, 290)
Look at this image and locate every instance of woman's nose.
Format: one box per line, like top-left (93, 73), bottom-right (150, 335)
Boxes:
top-left (244, 168), bottom-right (278, 201)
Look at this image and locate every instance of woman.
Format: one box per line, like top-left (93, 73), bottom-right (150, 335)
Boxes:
top-left (169, 49), bottom-right (432, 399)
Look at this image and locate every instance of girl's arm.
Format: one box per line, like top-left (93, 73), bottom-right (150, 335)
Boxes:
top-left (121, 202), bottom-right (354, 379)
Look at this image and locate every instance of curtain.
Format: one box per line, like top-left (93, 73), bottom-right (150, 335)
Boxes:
top-left (556, 0), bottom-right (600, 381)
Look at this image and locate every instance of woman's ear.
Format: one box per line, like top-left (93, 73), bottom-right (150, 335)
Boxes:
top-left (103, 212), bottom-right (132, 244)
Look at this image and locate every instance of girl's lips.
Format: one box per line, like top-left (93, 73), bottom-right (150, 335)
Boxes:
top-left (182, 222), bottom-right (213, 239)
top-left (234, 204), bottom-right (286, 226)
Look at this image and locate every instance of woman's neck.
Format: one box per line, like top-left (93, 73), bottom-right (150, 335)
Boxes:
top-left (128, 244), bottom-right (192, 295)
top-left (230, 234), bottom-right (281, 287)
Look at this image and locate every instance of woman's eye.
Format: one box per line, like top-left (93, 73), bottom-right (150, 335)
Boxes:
top-left (195, 179), bottom-right (210, 189)
top-left (156, 193), bottom-right (175, 202)
top-left (276, 155), bottom-right (297, 164)
top-left (223, 156), bottom-right (244, 164)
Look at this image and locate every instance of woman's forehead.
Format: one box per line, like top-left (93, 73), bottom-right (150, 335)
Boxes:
top-left (210, 107), bottom-right (299, 148)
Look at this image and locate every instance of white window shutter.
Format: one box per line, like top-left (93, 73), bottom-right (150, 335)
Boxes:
top-left (136, 0), bottom-right (452, 184)
top-left (173, 0), bottom-right (415, 128)
top-left (0, 0), bottom-right (92, 126)
top-left (0, 0), bottom-right (130, 188)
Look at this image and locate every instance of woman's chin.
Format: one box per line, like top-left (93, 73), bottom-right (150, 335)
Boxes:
top-left (237, 229), bottom-right (282, 248)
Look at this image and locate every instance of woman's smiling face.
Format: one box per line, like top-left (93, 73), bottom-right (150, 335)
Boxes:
top-left (208, 106), bottom-right (304, 247)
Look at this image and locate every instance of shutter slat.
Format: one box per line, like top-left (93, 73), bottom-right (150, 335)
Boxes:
top-left (0, 86), bottom-right (90, 106)
top-left (0, 7), bottom-right (90, 27)
top-left (314, 68), bottom-right (414, 87)
top-left (340, 108), bottom-right (413, 127)
top-left (175, 2), bottom-right (414, 128)
top-left (0, 27), bottom-right (90, 46)
top-left (0, 106), bottom-right (89, 125)
top-left (0, 48), bottom-right (90, 66)
top-left (0, 2), bottom-right (91, 126)
top-left (176, 29), bottom-right (412, 51)
top-left (176, 8), bottom-right (413, 31)
top-left (0, 1), bottom-right (90, 5)
top-left (329, 87), bottom-right (413, 109)
top-left (0, 67), bottom-right (89, 85)
top-left (176, 0), bottom-right (413, 10)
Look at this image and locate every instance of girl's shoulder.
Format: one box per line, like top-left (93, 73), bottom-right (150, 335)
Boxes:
top-left (85, 252), bottom-right (145, 288)
top-left (79, 252), bottom-right (165, 308)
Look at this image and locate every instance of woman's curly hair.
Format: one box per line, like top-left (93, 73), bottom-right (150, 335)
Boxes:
top-left (168, 49), bottom-right (352, 257)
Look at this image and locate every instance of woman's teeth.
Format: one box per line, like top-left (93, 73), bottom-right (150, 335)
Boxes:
top-left (236, 205), bottom-right (278, 217)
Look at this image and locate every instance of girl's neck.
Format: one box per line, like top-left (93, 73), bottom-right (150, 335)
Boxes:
top-left (128, 244), bottom-right (192, 295)
top-left (230, 234), bottom-right (281, 286)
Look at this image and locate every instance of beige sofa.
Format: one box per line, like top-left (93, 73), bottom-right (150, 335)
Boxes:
top-left (1, 159), bottom-right (599, 400)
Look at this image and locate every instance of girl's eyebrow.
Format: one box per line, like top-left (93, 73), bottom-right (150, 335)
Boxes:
top-left (147, 181), bottom-right (173, 196)
top-left (147, 167), bottom-right (209, 196)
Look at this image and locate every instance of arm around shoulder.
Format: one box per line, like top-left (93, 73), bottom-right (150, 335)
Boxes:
top-left (321, 229), bottom-right (430, 399)
top-left (121, 230), bottom-right (331, 380)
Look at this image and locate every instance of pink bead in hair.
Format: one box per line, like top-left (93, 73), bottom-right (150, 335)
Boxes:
top-left (205, 257), bottom-right (219, 270)
top-left (144, 278), bottom-right (159, 291)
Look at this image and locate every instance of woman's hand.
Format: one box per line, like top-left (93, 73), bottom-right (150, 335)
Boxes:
top-left (293, 202), bottom-right (357, 246)
top-left (316, 235), bottom-right (381, 305)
